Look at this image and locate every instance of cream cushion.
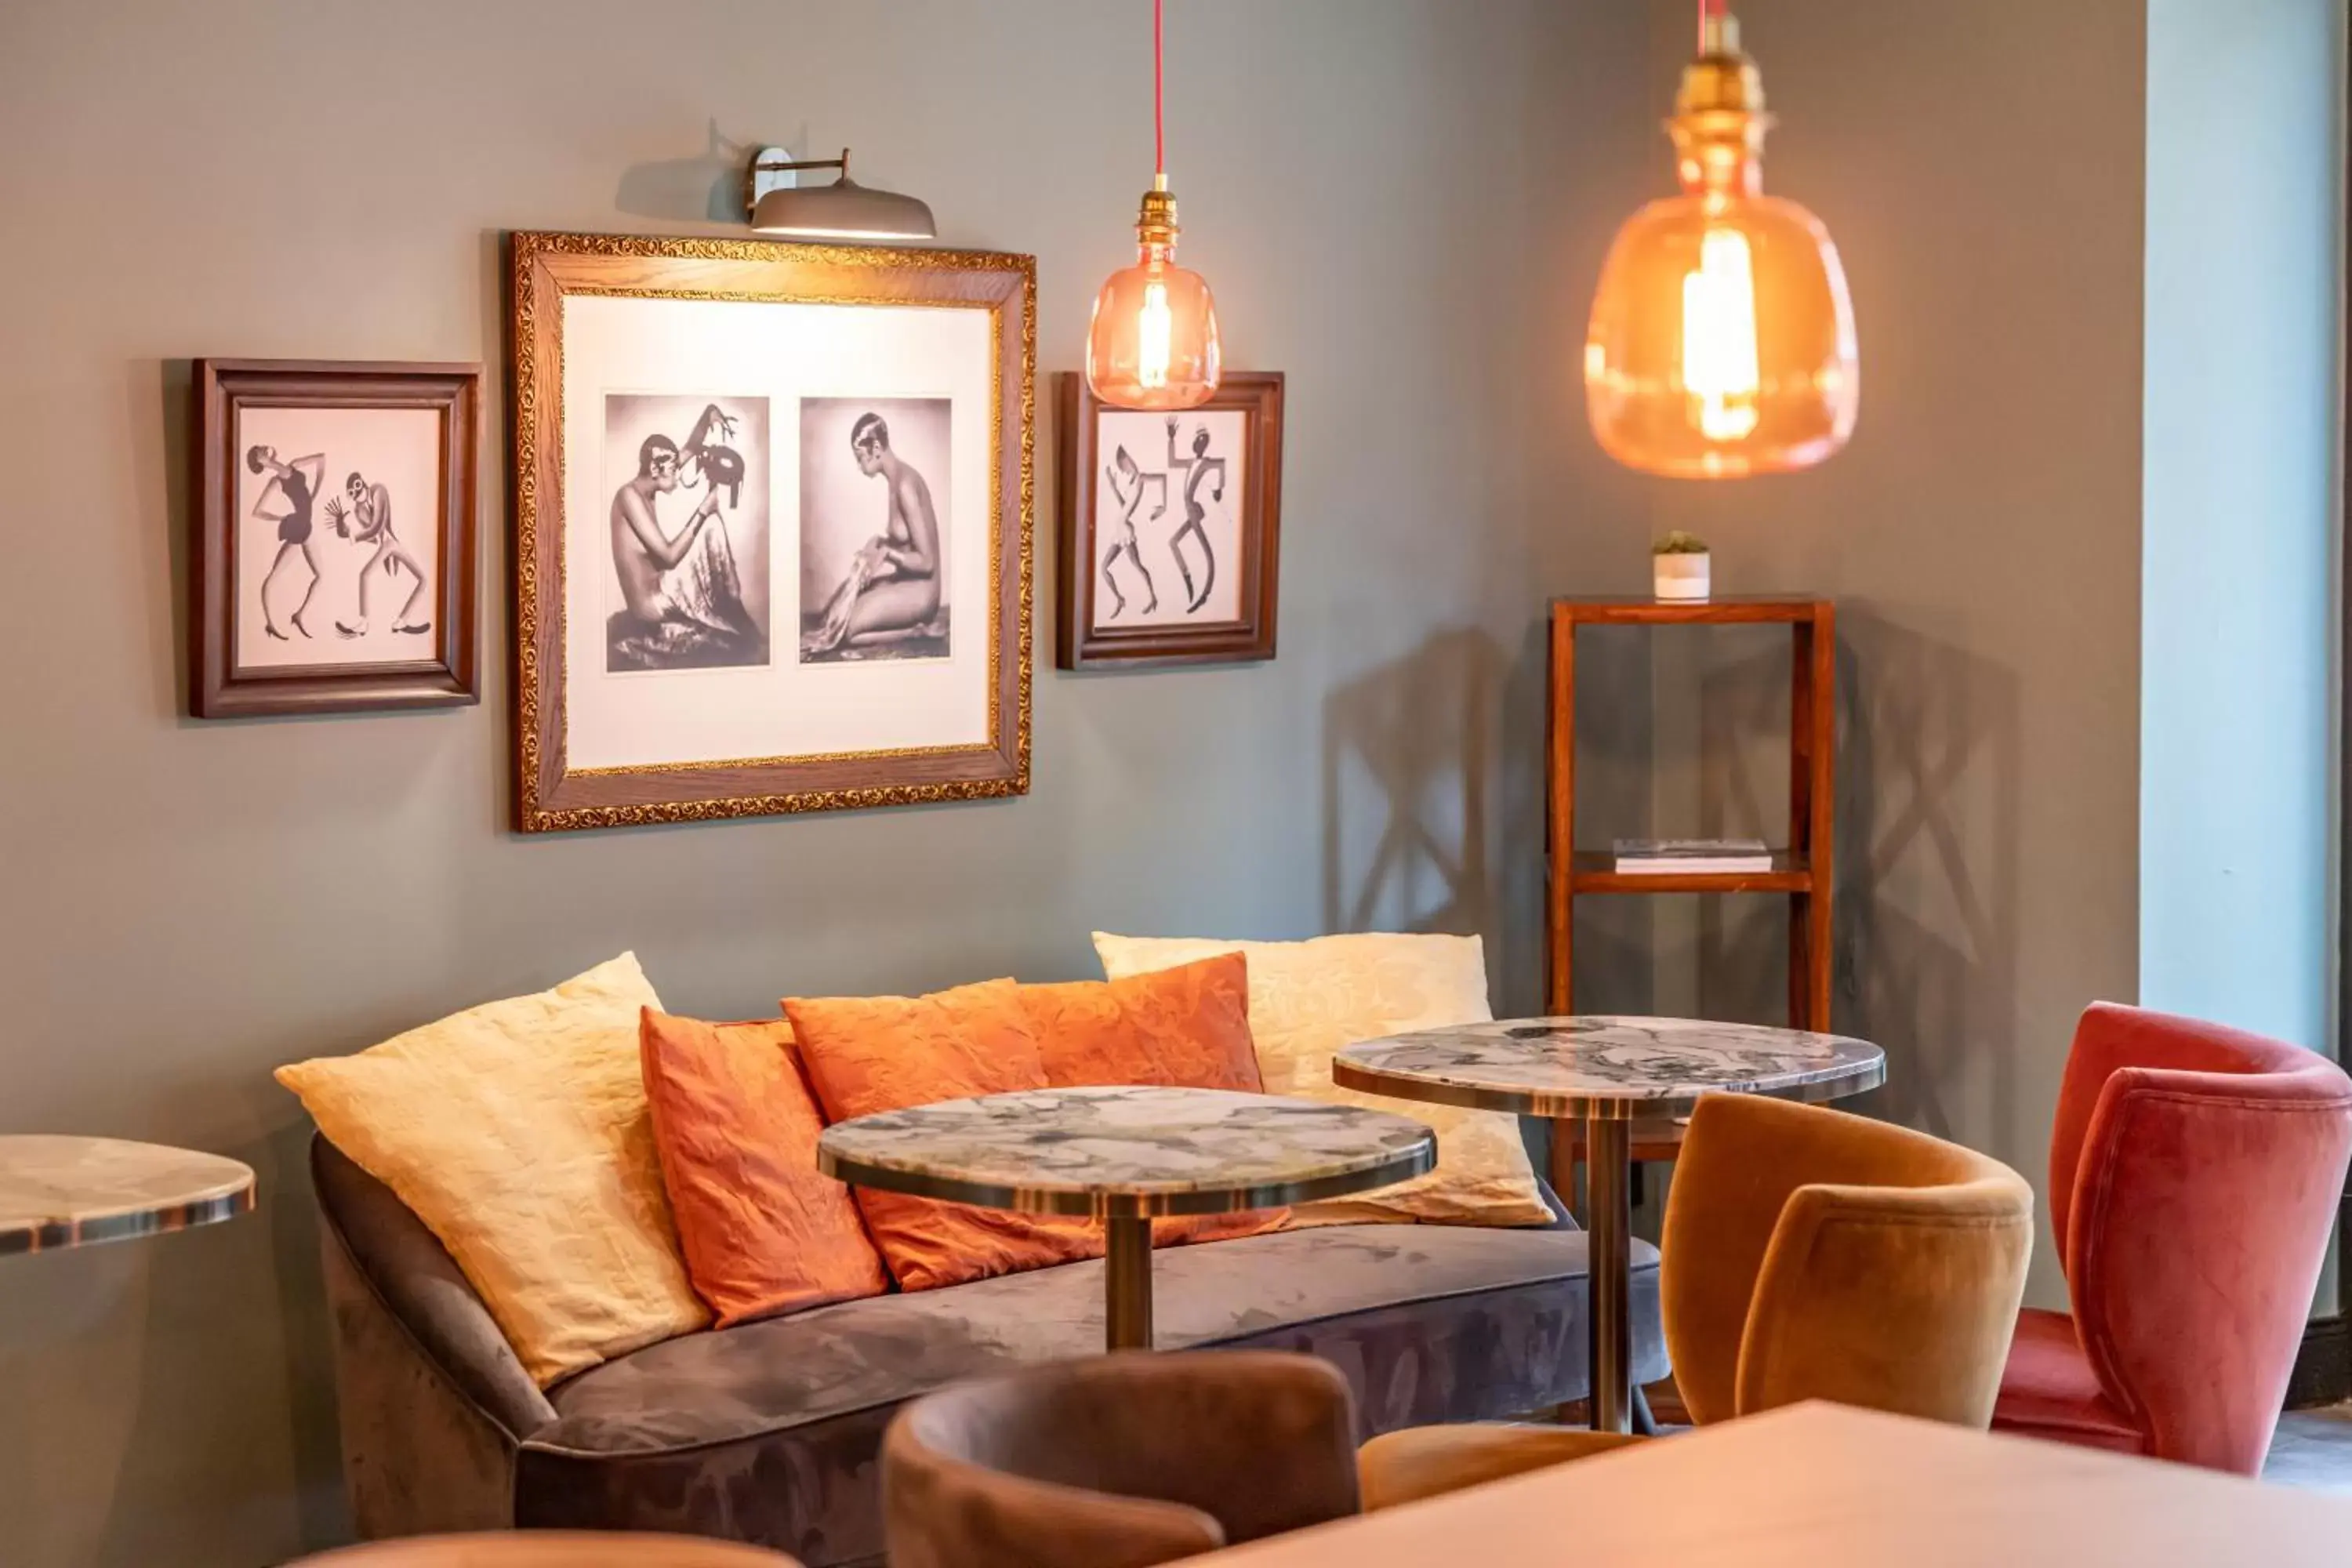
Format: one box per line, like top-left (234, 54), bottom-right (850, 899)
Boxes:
top-left (1091, 932), bottom-right (1550, 1226)
top-left (275, 953), bottom-right (710, 1385)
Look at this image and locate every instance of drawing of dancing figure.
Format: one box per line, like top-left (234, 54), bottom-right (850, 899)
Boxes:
top-left (247, 445), bottom-right (327, 640)
top-left (1098, 445), bottom-right (1163, 619)
top-left (325, 470), bottom-right (431, 637)
top-left (608, 401), bottom-right (766, 672)
top-left (802, 412), bottom-right (946, 660)
top-left (1165, 414), bottom-right (1226, 615)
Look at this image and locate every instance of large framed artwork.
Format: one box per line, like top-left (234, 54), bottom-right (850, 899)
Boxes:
top-left (191, 359), bottom-right (480, 717)
top-left (507, 232), bottom-right (1035, 833)
top-left (1055, 371), bottom-right (1284, 670)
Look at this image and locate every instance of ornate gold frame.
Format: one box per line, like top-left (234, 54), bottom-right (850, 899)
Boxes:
top-left (506, 230), bottom-right (1035, 833)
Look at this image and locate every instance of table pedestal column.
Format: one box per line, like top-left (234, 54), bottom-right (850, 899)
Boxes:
top-left (1584, 1116), bottom-right (1633, 1433)
top-left (1105, 1214), bottom-right (1155, 1351)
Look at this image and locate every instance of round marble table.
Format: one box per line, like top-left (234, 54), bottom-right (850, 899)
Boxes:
top-left (1332, 1016), bottom-right (1885, 1432)
top-left (817, 1085), bottom-right (1436, 1350)
top-left (0, 1135), bottom-right (256, 1256)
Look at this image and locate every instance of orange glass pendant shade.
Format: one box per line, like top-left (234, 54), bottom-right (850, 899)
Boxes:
top-left (1586, 13), bottom-right (1858, 479)
top-left (1087, 0), bottom-right (1221, 412)
top-left (1086, 180), bottom-right (1222, 410)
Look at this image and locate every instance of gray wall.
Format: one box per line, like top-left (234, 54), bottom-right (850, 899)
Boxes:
top-left (1635, 0), bottom-right (2149, 1304)
top-left (0, 3), bottom-right (1650, 1563)
top-left (0, 1), bottom-right (2165, 1563)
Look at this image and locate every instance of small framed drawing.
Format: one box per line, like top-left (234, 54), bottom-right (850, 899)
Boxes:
top-left (508, 231), bottom-right (1033, 833)
top-left (1055, 370), bottom-right (1283, 670)
top-left (191, 359), bottom-right (480, 717)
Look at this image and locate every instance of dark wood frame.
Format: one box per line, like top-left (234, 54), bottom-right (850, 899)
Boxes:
top-left (1544, 596), bottom-right (1837, 1025)
top-left (191, 358), bottom-right (480, 717)
top-left (506, 230), bottom-right (1034, 834)
top-left (1054, 371), bottom-right (1283, 669)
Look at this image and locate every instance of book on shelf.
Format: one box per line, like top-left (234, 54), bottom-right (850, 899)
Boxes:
top-left (1612, 837), bottom-right (1775, 875)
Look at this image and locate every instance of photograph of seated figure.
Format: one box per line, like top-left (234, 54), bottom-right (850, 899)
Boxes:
top-left (799, 396), bottom-right (953, 665)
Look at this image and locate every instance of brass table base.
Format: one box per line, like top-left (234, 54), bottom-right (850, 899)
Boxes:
top-left (1104, 1214), bottom-right (1156, 1351)
top-left (1579, 1116), bottom-right (1635, 1433)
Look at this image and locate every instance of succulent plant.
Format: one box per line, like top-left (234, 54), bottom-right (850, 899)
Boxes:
top-left (1653, 531), bottom-right (1709, 555)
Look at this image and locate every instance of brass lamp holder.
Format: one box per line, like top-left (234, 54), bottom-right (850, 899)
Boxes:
top-left (1670, 15), bottom-right (1773, 189)
top-left (1135, 173), bottom-right (1181, 250)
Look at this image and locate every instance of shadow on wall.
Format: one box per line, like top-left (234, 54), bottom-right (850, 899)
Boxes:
top-left (613, 120), bottom-right (786, 225)
top-left (1493, 619), bottom-right (1658, 1019)
top-left (2, 1116), bottom-right (348, 1564)
top-left (1318, 619), bottom-right (1665, 1019)
top-left (1320, 629), bottom-right (1497, 942)
top-left (1690, 610), bottom-right (2022, 1147)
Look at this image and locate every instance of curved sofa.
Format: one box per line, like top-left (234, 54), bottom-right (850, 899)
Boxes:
top-left (311, 1136), bottom-right (1664, 1566)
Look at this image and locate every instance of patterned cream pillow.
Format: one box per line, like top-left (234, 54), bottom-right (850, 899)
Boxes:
top-left (277, 953), bottom-right (710, 1385)
top-left (1092, 932), bottom-right (1551, 1226)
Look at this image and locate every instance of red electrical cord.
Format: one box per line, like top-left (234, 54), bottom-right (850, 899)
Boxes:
top-left (1154, 0), bottom-right (1166, 177)
top-left (1698, 0), bottom-right (1725, 50)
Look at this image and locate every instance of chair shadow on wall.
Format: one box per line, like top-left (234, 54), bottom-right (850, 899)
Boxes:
top-left (1320, 630), bottom-right (1497, 943)
top-left (1323, 622), bottom-right (1660, 1018)
top-left (1693, 612), bottom-right (2022, 1148)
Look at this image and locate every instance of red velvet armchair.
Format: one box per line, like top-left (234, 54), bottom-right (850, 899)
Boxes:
top-left (1993, 1003), bottom-right (2352, 1473)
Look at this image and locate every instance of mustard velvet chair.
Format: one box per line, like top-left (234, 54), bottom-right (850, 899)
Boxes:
top-left (1359, 1094), bottom-right (2034, 1509)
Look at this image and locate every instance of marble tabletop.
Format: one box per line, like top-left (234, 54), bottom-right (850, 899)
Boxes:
top-left (1, 1135), bottom-right (256, 1256)
top-left (1333, 1016), bottom-right (1886, 1121)
top-left (817, 1085), bottom-right (1437, 1218)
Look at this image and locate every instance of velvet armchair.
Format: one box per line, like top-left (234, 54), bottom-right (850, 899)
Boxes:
top-left (1359, 1094), bottom-right (2034, 1508)
top-left (1993, 1003), bottom-right (2352, 1474)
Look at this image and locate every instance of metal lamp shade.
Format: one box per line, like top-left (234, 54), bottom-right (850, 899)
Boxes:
top-left (750, 176), bottom-right (936, 242)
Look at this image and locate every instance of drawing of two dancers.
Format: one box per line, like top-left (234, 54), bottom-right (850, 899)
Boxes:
top-left (245, 447), bottom-right (430, 641)
top-left (1101, 415), bottom-right (1224, 619)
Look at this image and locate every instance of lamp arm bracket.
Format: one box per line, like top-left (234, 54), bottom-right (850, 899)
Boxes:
top-left (747, 147), bottom-right (851, 211)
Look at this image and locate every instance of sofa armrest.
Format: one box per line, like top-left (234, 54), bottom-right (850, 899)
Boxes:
top-left (312, 1134), bottom-right (557, 1439)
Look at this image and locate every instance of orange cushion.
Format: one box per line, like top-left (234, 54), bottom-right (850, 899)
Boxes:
top-left (638, 1010), bottom-right (889, 1327)
top-left (1022, 953), bottom-right (1287, 1246)
top-left (784, 979), bottom-right (1102, 1291)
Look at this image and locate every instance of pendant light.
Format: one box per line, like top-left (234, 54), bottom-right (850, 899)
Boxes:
top-left (1085, 0), bottom-right (1221, 410)
top-left (1585, 0), bottom-right (1858, 478)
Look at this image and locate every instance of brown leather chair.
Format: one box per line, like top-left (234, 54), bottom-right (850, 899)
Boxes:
top-left (883, 1351), bottom-right (1360, 1568)
top-left (1359, 1094), bottom-right (2034, 1508)
top-left (286, 1535), bottom-right (798, 1566)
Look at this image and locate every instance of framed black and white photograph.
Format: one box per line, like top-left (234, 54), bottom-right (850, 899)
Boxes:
top-left (509, 231), bottom-right (1033, 833)
top-left (1056, 371), bottom-right (1283, 670)
top-left (602, 393), bottom-right (771, 673)
top-left (798, 396), bottom-right (951, 665)
top-left (191, 359), bottom-right (479, 717)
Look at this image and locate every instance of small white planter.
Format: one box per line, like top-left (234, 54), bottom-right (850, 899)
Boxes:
top-left (1654, 552), bottom-right (1711, 601)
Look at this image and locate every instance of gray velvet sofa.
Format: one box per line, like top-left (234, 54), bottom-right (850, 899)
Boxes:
top-left (314, 1135), bottom-right (1666, 1566)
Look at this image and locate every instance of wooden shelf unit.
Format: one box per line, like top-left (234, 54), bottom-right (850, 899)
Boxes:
top-left (1544, 596), bottom-right (1836, 1033)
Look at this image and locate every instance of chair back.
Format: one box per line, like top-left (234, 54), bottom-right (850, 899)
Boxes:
top-left (1661, 1094), bottom-right (2033, 1428)
top-left (883, 1351), bottom-right (1359, 1568)
top-left (2049, 1002), bottom-right (2352, 1472)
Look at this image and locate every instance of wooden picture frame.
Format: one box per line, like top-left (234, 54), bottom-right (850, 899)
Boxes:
top-left (191, 358), bottom-right (480, 717)
top-left (507, 230), bottom-right (1034, 833)
top-left (1055, 370), bottom-right (1283, 670)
